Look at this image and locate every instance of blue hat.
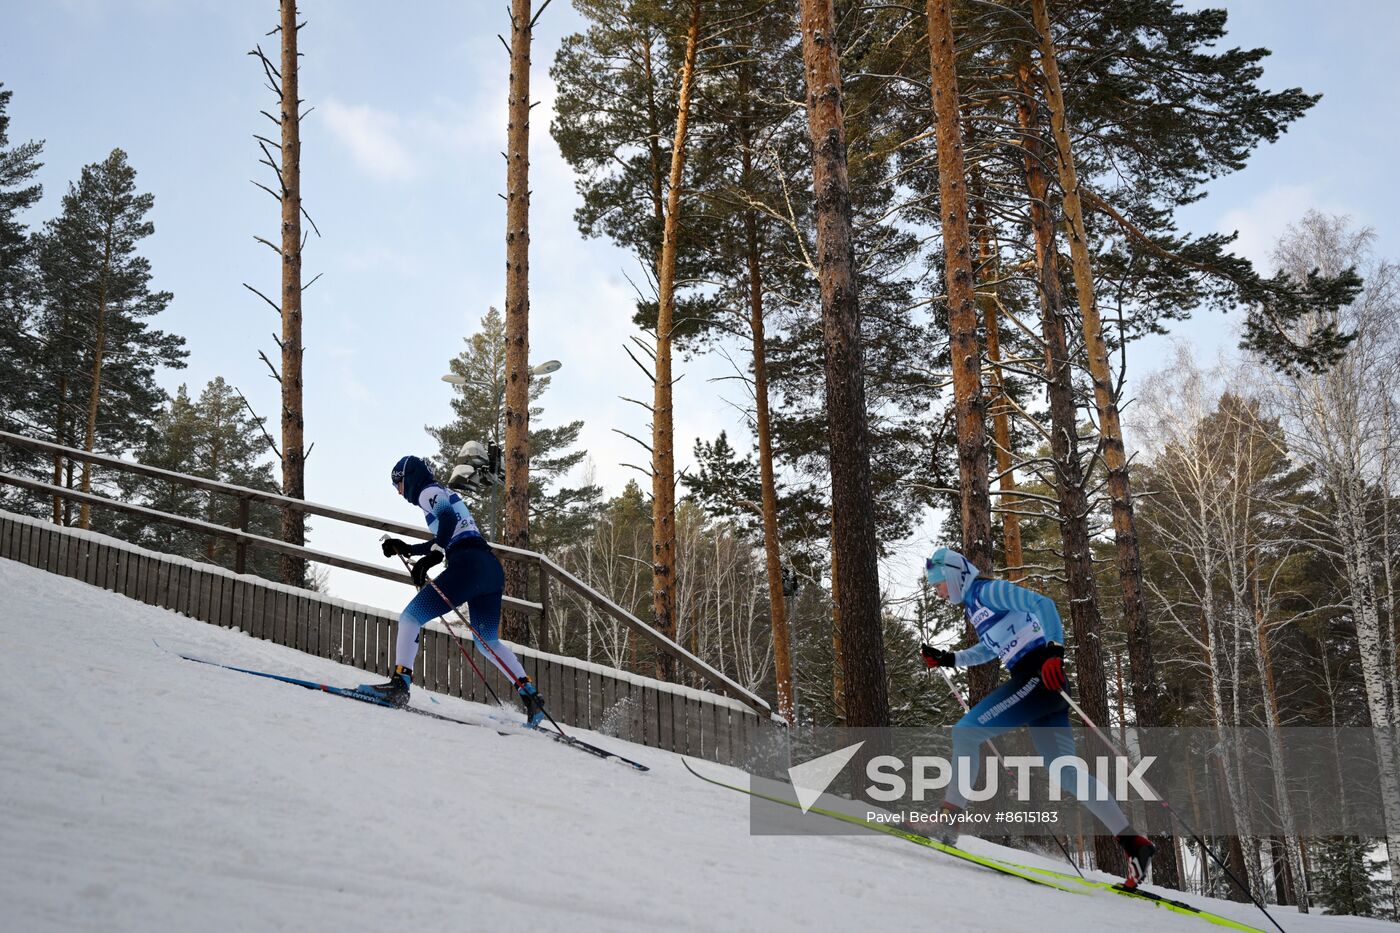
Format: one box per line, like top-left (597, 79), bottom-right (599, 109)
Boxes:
top-left (391, 455), bottom-right (435, 504)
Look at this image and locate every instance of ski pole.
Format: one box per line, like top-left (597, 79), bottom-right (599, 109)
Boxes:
top-left (932, 668), bottom-right (1085, 879)
top-left (386, 539), bottom-right (572, 738)
top-left (1059, 689), bottom-right (1286, 933)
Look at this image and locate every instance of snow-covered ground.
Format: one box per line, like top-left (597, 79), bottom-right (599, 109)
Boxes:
top-left (1, 556), bottom-right (1392, 933)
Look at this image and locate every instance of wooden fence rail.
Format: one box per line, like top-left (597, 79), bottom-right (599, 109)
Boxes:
top-left (0, 429), bottom-right (773, 716)
top-left (0, 509), bottom-right (773, 766)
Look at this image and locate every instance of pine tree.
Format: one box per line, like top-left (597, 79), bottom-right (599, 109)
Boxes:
top-left (0, 83), bottom-right (45, 508)
top-left (427, 307), bottom-right (600, 559)
top-left (502, 0), bottom-right (542, 640)
top-left (796, 0), bottom-right (889, 728)
top-left (0, 83), bottom-right (42, 329)
top-left (29, 149), bottom-right (185, 527)
top-left (114, 378), bottom-right (283, 579)
top-left (247, 0), bottom-right (317, 585)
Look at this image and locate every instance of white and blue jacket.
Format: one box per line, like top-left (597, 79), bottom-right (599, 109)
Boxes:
top-left (408, 483), bottom-right (484, 556)
top-left (394, 454), bottom-right (485, 556)
top-left (928, 547), bottom-right (1064, 672)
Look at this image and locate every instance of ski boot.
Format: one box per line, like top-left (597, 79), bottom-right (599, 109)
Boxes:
top-left (518, 678), bottom-right (546, 728)
top-left (358, 665), bottom-right (412, 708)
top-left (1118, 832), bottom-right (1157, 889)
top-left (930, 800), bottom-right (963, 847)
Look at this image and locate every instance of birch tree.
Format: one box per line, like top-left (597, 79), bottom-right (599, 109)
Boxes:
top-left (1260, 212), bottom-right (1400, 909)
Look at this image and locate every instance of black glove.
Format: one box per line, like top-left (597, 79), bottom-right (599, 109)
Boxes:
top-left (920, 644), bottom-right (956, 669)
top-left (381, 537), bottom-right (412, 559)
top-left (410, 547), bottom-right (444, 587)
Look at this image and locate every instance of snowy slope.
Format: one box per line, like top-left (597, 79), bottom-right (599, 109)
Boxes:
top-left (0, 556), bottom-right (1389, 933)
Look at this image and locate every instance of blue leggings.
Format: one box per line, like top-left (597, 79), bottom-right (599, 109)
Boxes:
top-left (397, 544), bottom-right (527, 684)
top-left (947, 672), bottom-right (1129, 835)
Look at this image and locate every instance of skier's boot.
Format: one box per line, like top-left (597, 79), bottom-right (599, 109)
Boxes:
top-left (1118, 832), bottom-right (1156, 889)
top-left (518, 678), bottom-right (546, 728)
top-left (931, 800), bottom-right (963, 847)
top-left (358, 665), bottom-right (412, 708)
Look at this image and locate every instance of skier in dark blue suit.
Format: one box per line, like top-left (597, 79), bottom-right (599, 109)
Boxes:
top-left (920, 546), bottom-right (1155, 881)
top-left (361, 455), bottom-right (545, 726)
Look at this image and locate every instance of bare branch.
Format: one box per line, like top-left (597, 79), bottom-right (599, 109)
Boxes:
top-left (248, 44), bottom-right (282, 84)
top-left (611, 428), bottom-right (653, 453)
top-left (233, 385), bottom-right (282, 461)
top-left (622, 343), bottom-right (657, 384)
top-left (242, 283), bottom-right (282, 315)
top-left (528, 0), bottom-right (556, 29)
top-left (300, 205), bottom-right (321, 238)
top-left (250, 180), bottom-right (283, 202)
top-left (301, 272), bottom-right (324, 292)
top-left (253, 236), bottom-right (284, 257)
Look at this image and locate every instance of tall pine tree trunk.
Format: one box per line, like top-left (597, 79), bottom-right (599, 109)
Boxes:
top-left (797, 0), bottom-right (888, 728)
top-left (928, 0), bottom-right (998, 706)
top-left (1014, 53), bottom-right (1117, 873)
top-left (278, 0), bottom-right (307, 586)
top-left (741, 102), bottom-right (793, 720)
top-left (1030, 0), bottom-right (1161, 730)
top-left (651, 0), bottom-right (700, 682)
top-left (78, 234), bottom-right (113, 529)
top-left (971, 190), bottom-right (1024, 583)
top-left (831, 521), bottom-right (845, 724)
top-left (502, 0), bottom-right (533, 643)
top-left (1031, 0), bottom-right (1176, 885)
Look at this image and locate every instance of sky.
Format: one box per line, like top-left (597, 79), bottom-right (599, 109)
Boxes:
top-left (4, 0), bottom-right (1397, 614)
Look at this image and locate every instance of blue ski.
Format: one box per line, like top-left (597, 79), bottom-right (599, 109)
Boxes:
top-left (156, 640), bottom-right (511, 732)
top-left (157, 640), bottom-right (649, 771)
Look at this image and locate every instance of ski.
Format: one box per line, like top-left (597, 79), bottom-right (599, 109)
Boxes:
top-left (538, 728), bottom-right (650, 772)
top-left (157, 641), bottom-right (512, 733)
top-left (158, 641), bottom-right (649, 770)
top-left (974, 859), bottom-right (1265, 932)
top-left (680, 759), bottom-right (1082, 894)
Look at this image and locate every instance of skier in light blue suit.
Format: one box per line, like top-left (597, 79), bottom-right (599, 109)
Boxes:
top-left (920, 546), bottom-right (1156, 881)
top-left (361, 455), bottom-right (545, 726)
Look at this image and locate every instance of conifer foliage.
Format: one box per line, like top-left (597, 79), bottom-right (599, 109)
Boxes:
top-left (29, 149), bottom-right (185, 525)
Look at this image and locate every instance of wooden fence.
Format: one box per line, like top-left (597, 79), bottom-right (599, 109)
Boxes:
top-left (0, 508), bottom-right (775, 767)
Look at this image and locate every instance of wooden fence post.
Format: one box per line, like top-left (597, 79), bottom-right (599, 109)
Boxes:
top-left (234, 496), bottom-right (250, 574)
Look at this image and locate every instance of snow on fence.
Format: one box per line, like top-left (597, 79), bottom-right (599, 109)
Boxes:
top-left (0, 508), bottom-right (777, 766)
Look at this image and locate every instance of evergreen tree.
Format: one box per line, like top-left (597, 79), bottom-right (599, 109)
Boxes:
top-left (0, 82), bottom-right (42, 329)
top-left (683, 429), bottom-right (824, 560)
top-left (112, 378), bottom-right (283, 580)
top-left (427, 307), bottom-right (600, 551)
top-left (0, 83), bottom-right (45, 509)
top-left (1312, 837), bottom-right (1385, 918)
top-left (26, 149), bottom-right (185, 525)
